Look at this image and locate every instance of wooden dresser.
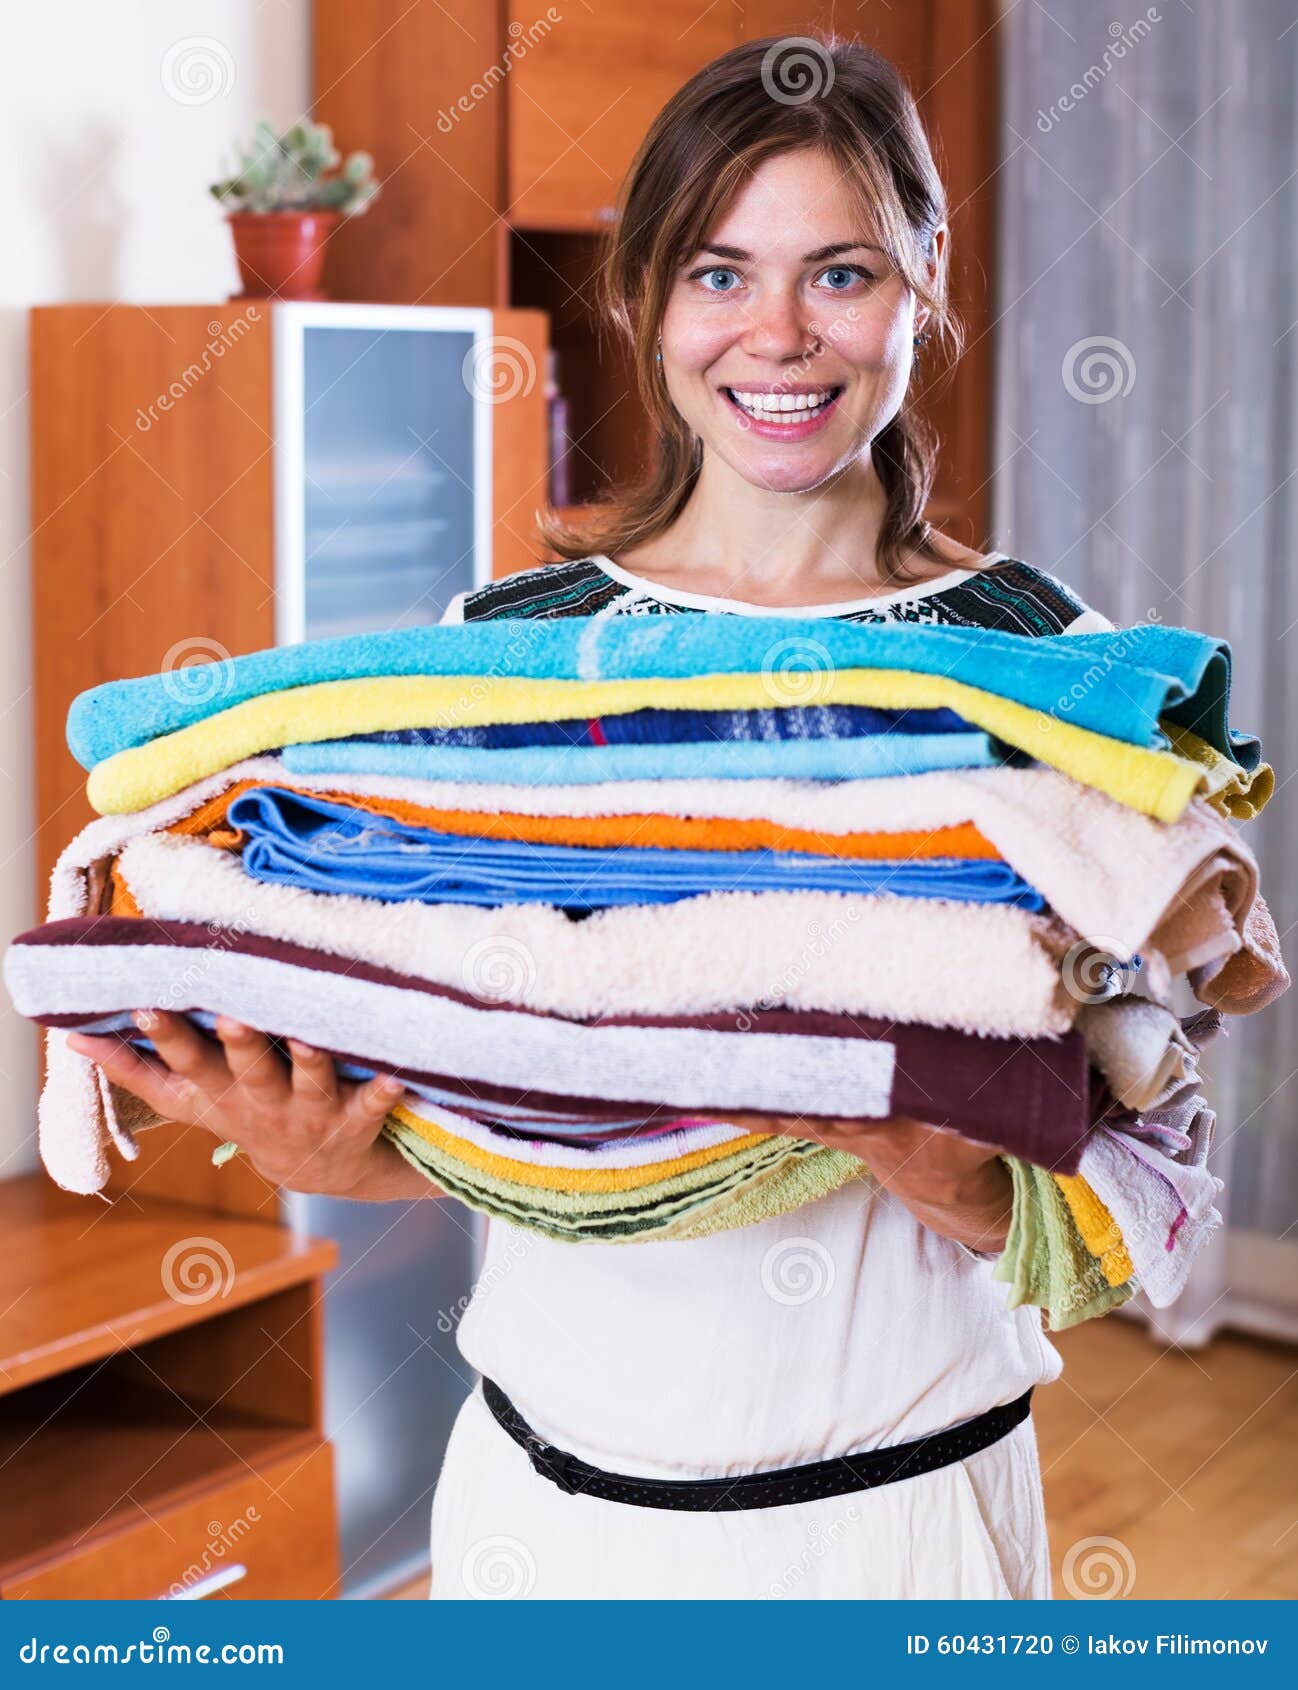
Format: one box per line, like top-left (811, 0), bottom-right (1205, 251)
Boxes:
top-left (0, 1173), bottom-right (339, 1599)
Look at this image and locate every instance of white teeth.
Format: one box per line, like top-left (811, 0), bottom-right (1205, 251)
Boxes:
top-left (728, 388), bottom-right (836, 421)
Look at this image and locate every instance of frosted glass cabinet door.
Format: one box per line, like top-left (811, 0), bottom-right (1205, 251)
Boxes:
top-left (274, 304), bottom-right (493, 643)
top-left (283, 1188), bottom-right (479, 1597)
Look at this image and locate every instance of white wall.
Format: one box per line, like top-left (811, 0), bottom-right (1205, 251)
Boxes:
top-left (0, 1), bottom-right (309, 1176)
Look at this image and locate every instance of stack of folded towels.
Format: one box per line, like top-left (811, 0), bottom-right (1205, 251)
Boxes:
top-left (5, 614), bottom-right (1289, 1328)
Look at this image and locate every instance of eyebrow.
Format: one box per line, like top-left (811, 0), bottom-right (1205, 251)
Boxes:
top-left (688, 241), bottom-right (887, 265)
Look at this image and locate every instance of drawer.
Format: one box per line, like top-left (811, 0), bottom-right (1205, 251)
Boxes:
top-left (2, 1441), bottom-right (338, 1600)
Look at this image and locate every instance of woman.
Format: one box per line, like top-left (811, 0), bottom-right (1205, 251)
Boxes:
top-left (69, 38), bottom-right (1113, 1599)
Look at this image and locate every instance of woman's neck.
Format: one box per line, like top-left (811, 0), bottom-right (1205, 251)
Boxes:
top-left (613, 452), bottom-right (963, 606)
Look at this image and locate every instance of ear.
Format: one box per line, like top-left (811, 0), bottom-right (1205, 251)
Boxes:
top-left (915, 224), bottom-right (948, 334)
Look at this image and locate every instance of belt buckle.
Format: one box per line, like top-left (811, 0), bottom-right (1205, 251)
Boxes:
top-left (524, 1431), bottom-right (579, 1496)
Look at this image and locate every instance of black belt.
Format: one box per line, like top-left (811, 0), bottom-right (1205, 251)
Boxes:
top-left (480, 1377), bottom-right (1033, 1512)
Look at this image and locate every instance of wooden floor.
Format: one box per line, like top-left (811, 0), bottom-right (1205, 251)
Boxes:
top-left (1038, 1314), bottom-right (1298, 1599)
top-left (382, 1316), bottom-right (1298, 1600)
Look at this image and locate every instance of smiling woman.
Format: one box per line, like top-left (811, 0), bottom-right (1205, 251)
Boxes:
top-left (537, 38), bottom-right (963, 600)
top-left (420, 35), bottom-right (1108, 1604)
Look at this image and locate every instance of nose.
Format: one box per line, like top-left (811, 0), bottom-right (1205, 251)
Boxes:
top-left (737, 287), bottom-right (821, 362)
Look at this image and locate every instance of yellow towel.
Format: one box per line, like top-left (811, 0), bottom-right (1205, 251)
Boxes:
top-left (1160, 721), bottom-right (1273, 821)
top-left (88, 670), bottom-right (1205, 820)
top-left (391, 1100), bottom-right (773, 1192)
top-left (1054, 1172), bottom-right (1134, 1288)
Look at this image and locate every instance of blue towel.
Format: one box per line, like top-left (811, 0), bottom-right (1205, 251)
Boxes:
top-left (227, 787), bottom-right (1043, 911)
top-left (64, 616), bottom-right (1258, 771)
top-left (351, 702), bottom-right (974, 748)
top-left (280, 731), bottom-right (1005, 787)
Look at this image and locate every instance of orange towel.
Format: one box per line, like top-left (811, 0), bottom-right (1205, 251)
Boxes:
top-left (166, 777), bottom-right (1000, 863)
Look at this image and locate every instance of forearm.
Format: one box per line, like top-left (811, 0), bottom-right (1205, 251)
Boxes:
top-left (879, 1156), bottom-right (1014, 1254)
top-left (809, 1117), bottom-right (1015, 1254)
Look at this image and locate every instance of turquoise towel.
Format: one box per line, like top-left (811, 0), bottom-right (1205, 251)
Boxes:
top-left (65, 617), bottom-right (1256, 771)
top-left (279, 731), bottom-right (1003, 786)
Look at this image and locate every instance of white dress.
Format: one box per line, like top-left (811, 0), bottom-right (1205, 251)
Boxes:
top-left (430, 1183), bottom-right (1060, 1600)
top-left (426, 560), bottom-right (1099, 1600)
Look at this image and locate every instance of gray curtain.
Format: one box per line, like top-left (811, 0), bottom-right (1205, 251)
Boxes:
top-left (994, 0), bottom-right (1298, 1340)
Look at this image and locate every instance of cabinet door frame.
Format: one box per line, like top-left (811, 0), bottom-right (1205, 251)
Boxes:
top-left (271, 301), bottom-right (496, 645)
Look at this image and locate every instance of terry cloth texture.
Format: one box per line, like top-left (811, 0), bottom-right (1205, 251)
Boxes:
top-left (1163, 723), bottom-right (1274, 820)
top-left (1075, 999), bottom-right (1219, 1113)
top-left (1076, 1119), bottom-right (1223, 1307)
top-left (6, 914), bottom-right (1100, 1172)
top-left (992, 1158), bottom-right (1136, 1330)
top-left (386, 1106), bottom-right (761, 1177)
top-left (226, 785), bottom-right (1044, 911)
top-left (1054, 1174), bottom-right (1136, 1288)
top-left (280, 731), bottom-right (1004, 789)
top-left (192, 777), bottom-right (1004, 862)
top-left (50, 752), bottom-right (1279, 1006)
top-left (111, 833), bottom-right (1079, 1037)
top-left (385, 1119), bottom-right (863, 1243)
top-left (1191, 890), bottom-right (1291, 1015)
top-left (66, 615), bottom-right (1255, 771)
top-left (84, 668), bottom-right (1206, 821)
top-left (354, 701), bottom-right (976, 745)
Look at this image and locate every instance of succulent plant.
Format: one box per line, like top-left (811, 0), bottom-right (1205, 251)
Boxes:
top-left (210, 119), bottom-right (379, 216)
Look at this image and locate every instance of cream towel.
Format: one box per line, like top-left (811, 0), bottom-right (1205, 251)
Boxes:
top-left (49, 754), bottom-right (1268, 979)
top-left (115, 832), bottom-right (1079, 1037)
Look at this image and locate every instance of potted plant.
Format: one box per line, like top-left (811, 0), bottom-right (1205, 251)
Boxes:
top-left (210, 119), bottom-right (380, 302)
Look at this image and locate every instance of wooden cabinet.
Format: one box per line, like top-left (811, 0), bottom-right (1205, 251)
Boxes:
top-left (29, 302), bottom-right (547, 945)
top-left (314, 0), bottom-right (999, 550)
top-left (0, 1174), bottom-right (341, 1600)
top-left (506, 4), bottom-right (741, 230)
top-left (5, 1444), bottom-right (337, 1602)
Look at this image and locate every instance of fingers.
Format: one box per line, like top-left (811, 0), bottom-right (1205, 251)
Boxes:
top-left (138, 1011), bottom-right (229, 1095)
top-left (215, 1017), bottom-right (289, 1102)
top-left (66, 1032), bottom-right (201, 1122)
top-left (342, 1072), bottom-right (406, 1133)
top-left (287, 1039), bottom-right (338, 1106)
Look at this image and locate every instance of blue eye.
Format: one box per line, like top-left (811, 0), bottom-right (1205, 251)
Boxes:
top-left (695, 267), bottom-right (742, 293)
top-left (817, 264), bottom-right (871, 291)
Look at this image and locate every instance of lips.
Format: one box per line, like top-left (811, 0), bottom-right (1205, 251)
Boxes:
top-left (721, 385), bottom-right (844, 441)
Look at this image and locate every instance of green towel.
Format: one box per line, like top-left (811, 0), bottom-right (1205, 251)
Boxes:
top-left (383, 1120), bottom-right (806, 1242)
top-left (660, 1145), bottom-right (867, 1241)
top-left (994, 1156), bottom-right (1136, 1329)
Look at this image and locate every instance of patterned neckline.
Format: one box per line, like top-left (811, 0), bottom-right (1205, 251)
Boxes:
top-left (589, 551), bottom-right (1011, 618)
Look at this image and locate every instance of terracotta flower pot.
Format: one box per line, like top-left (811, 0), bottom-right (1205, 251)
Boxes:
top-left (227, 210), bottom-right (341, 302)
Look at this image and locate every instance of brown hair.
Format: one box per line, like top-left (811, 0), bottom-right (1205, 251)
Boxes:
top-left (538, 33), bottom-right (961, 583)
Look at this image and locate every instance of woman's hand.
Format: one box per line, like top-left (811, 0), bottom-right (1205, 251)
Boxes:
top-left (66, 1010), bottom-right (427, 1199)
top-left (722, 1110), bottom-right (1014, 1254)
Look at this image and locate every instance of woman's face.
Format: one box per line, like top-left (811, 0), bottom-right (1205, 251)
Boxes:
top-left (658, 147), bottom-right (936, 494)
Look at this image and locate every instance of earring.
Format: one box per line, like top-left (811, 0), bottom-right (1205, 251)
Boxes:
top-left (655, 338), bottom-right (662, 364)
